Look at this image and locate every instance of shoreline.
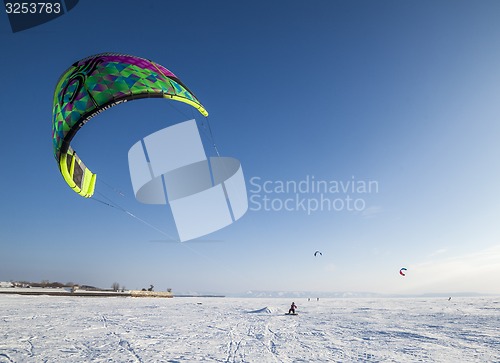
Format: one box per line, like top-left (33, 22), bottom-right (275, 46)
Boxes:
top-left (0, 288), bottom-right (173, 298)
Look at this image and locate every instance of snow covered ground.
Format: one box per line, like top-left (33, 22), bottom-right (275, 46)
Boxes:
top-left (0, 295), bottom-right (498, 362)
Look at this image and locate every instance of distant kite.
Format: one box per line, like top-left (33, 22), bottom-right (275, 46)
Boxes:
top-left (399, 267), bottom-right (407, 276)
top-left (314, 251), bottom-right (322, 257)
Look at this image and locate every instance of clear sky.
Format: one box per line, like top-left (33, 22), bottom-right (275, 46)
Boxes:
top-left (1, 0), bottom-right (500, 295)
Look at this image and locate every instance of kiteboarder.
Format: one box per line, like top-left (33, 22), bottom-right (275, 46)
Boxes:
top-left (289, 302), bottom-right (297, 314)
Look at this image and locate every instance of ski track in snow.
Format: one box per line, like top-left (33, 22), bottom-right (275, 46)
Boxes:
top-left (0, 295), bottom-right (498, 362)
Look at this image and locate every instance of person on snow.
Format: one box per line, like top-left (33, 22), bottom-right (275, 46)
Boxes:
top-left (289, 302), bottom-right (297, 314)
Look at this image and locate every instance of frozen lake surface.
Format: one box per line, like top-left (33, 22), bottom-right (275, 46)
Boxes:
top-left (0, 295), bottom-right (499, 362)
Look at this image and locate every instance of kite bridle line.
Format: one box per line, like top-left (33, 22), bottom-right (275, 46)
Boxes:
top-left (202, 116), bottom-right (250, 221)
top-left (90, 189), bottom-right (245, 279)
top-left (92, 191), bottom-right (180, 241)
top-left (205, 116), bottom-right (221, 157)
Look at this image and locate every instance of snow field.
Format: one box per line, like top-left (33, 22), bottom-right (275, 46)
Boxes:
top-left (0, 295), bottom-right (498, 362)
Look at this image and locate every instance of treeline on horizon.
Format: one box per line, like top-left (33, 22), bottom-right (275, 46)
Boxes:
top-left (5, 280), bottom-right (172, 293)
top-left (7, 280), bottom-right (101, 290)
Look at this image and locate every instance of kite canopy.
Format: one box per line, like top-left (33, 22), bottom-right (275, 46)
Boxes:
top-left (314, 251), bottom-right (322, 257)
top-left (52, 53), bottom-right (208, 198)
top-left (399, 267), bottom-right (407, 276)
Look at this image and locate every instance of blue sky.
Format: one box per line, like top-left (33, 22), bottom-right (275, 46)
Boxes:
top-left (1, 0), bottom-right (500, 295)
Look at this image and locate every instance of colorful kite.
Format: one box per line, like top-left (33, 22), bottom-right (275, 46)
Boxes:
top-left (52, 53), bottom-right (207, 198)
top-left (399, 267), bottom-right (407, 276)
